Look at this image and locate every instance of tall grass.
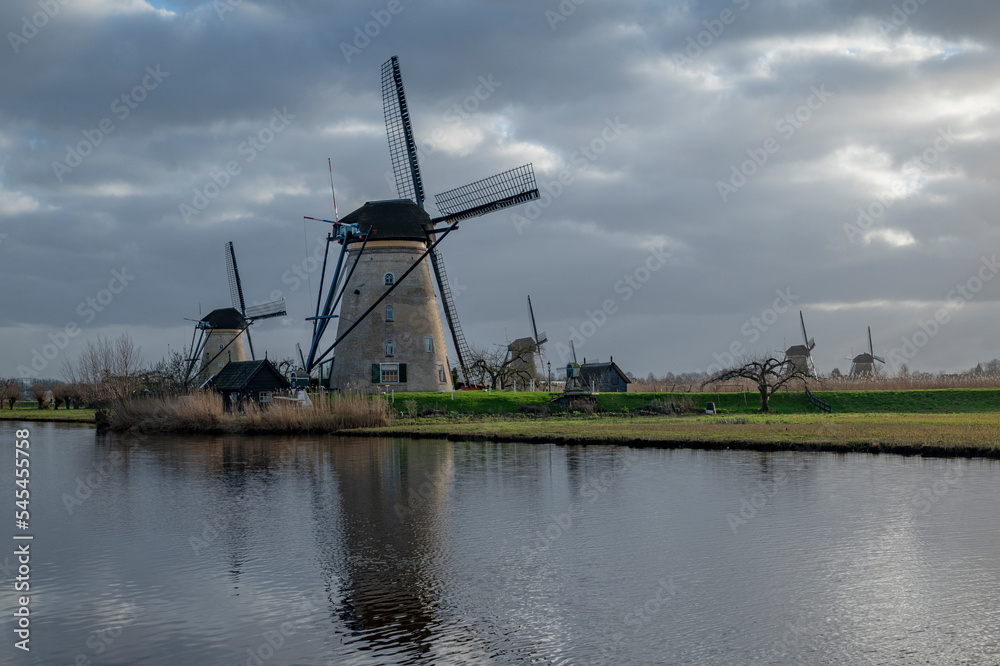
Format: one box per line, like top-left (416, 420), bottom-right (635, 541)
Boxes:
top-left (107, 392), bottom-right (392, 433)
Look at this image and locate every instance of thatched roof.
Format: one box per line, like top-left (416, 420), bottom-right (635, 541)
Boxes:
top-left (340, 200), bottom-right (432, 243)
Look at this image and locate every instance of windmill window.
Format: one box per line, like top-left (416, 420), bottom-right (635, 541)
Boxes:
top-left (217, 360), bottom-right (224, 369)
top-left (385, 340), bottom-right (395, 357)
top-left (438, 364), bottom-right (445, 383)
top-left (219, 343), bottom-right (225, 350)
top-left (385, 305), bottom-right (394, 322)
top-left (384, 273), bottom-right (395, 286)
top-left (380, 363), bottom-right (399, 383)
top-left (424, 335), bottom-right (433, 353)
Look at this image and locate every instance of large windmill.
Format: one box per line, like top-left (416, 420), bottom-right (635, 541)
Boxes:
top-left (849, 326), bottom-right (885, 377)
top-left (784, 311), bottom-right (817, 376)
top-left (303, 55), bottom-right (540, 391)
top-left (182, 242), bottom-right (286, 386)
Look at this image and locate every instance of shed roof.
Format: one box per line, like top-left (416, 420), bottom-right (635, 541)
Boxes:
top-left (209, 360), bottom-right (290, 392)
top-left (579, 360), bottom-right (631, 385)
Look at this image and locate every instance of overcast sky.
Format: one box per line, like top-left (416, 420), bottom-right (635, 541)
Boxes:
top-left (2, 0), bottom-right (999, 380)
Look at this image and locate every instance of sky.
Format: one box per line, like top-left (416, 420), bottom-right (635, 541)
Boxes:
top-left (2, 0), bottom-right (999, 380)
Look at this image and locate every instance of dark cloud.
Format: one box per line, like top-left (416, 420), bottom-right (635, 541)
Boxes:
top-left (2, 0), bottom-right (999, 378)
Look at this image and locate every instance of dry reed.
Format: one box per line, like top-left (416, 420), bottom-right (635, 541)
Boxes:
top-left (107, 392), bottom-right (392, 433)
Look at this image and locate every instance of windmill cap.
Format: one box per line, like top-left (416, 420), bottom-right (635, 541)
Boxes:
top-left (202, 307), bottom-right (246, 329)
top-left (340, 200), bottom-right (432, 242)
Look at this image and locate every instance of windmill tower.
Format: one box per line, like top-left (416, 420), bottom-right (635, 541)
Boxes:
top-left (183, 242), bottom-right (286, 386)
top-left (849, 326), bottom-right (885, 377)
top-left (784, 311), bottom-right (817, 376)
top-left (303, 56), bottom-right (540, 392)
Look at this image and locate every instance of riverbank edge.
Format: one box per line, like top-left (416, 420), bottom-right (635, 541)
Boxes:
top-left (11, 410), bottom-right (1000, 460)
top-left (342, 425), bottom-right (1000, 459)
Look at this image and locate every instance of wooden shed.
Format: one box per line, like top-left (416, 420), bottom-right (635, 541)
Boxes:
top-left (579, 358), bottom-right (632, 393)
top-left (207, 360), bottom-right (290, 411)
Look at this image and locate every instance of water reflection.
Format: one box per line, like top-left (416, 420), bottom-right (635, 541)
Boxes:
top-left (1, 423), bottom-right (999, 665)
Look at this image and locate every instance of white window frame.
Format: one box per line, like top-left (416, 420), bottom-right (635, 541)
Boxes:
top-left (424, 335), bottom-right (433, 352)
top-left (438, 364), bottom-right (445, 383)
top-left (385, 340), bottom-right (395, 357)
top-left (385, 304), bottom-right (394, 322)
top-left (384, 273), bottom-right (395, 285)
top-left (259, 392), bottom-right (272, 403)
top-left (380, 363), bottom-right (399, 383)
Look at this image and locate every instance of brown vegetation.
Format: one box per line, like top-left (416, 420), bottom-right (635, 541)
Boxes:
top-left (106, 392), bottom-right (392, 433)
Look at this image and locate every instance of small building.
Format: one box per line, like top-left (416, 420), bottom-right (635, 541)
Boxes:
top-left (579, 358), bottom-right (632, 393)
top-left (207, 359), bottom-right (290, 411)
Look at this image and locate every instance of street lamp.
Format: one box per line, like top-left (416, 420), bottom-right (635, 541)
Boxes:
top-left (547, 361), bottom-right (551, 392)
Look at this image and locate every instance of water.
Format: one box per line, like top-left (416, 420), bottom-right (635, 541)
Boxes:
top-left (1, 421), bottom-right (999, 665)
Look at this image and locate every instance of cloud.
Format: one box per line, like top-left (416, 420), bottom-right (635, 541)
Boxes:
top-left (2, 0), bottom-right (1000, 377)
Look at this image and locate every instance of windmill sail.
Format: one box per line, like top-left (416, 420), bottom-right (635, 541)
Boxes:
top-left (225, 241), bottom-right (254, 359)
top-left (381, 56), bottom-right (425, 207)
top-left (433, 164), bottom-right (540, 224)
top-left (528, 295), bottom-right (547, 346)
top-left (429, 248), bottom-right (473, 383)
top-left (245, 299), bottom-right (286, 320)
top-left (800, 311), bottom-right (815, 350)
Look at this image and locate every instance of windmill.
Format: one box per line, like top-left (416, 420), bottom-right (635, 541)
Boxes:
top-left (849, 326), bottom-right (885, 377)
top-left (302, 55), bottom-right (540, 392)
top-left (181, 243), bottom-right (286, 386)
top-left (784, 311), bottom-right (817, 376)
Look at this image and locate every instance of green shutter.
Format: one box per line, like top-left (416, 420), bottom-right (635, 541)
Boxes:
top-left (399, 363), bottom-right (407, 383)
top-left (372, 364), bottom-right (380, 383)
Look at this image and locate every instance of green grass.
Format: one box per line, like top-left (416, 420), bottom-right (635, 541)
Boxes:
top-left (0, 406), bottom-right (96, 423)
top-left (388, 388), bottom-right (1000, 415)
top-left (352, 412), bottom-right (1000, 458)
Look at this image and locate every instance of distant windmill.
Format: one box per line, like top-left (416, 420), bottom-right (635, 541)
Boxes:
top-left (849, 326), bottom-right (885, 377)
top-left (784, 311), bottom-right (817, 376)
top-left (181, 242), bottom-right (286, 386)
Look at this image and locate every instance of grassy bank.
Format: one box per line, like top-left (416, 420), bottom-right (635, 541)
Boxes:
top-left (0, 407), bottom-right (96, 423)
top-left (352, 412), bottom-right (1000, 458)
top-left (393, 388), bottom-right (1000, 415)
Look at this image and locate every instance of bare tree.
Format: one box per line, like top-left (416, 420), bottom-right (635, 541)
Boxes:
top-left (144, 349), bottom-right (189, 394)
top-left (467, 344), bottom-right (535, 390)
top-left (703, 355), bottom-right (812, 413)
top-left (1, 379), bottom-right (23, 410)
top-left (52, 382), bottom-right (70, 409)
top-left (29, 381), bottom-right (49, 409)
top-left (70, 333), bottom-right (144, 407)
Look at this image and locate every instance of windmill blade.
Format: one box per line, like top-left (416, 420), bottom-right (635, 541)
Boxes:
top-left (528, 295), bottom-right (548, 346)
top-left (570, 339), bottom-right (578, 364)
top-left (225, 242), bottom-right (247, 316)
top-left (245, 326), bottom-right (255, 361)
top-left (868, 326), bottom-right (874, 356)
top-left (800, 311), bottom-right (810, 347)
top-left (873, 356), bottom-right (886, 364)
top-left (296, 342), bottom-right (306, 370)
top-left (429, 247), bottom-right (473, 384)
top-left (381, 56), bottom-right (425, 208)
top-left (245, 298), bottom-right (287, 320)
top-left (431, 164), bottom-right (540, 224)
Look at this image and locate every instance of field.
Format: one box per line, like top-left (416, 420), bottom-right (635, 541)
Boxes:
top-left (8, 390), bottom-right (1000, 457)
top-left (354, 412), bottom-right (1000, 458)
top-left (0, 403), bottom-right (96, 423)
top-left (388, 388), bottom-right (1000, 415)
